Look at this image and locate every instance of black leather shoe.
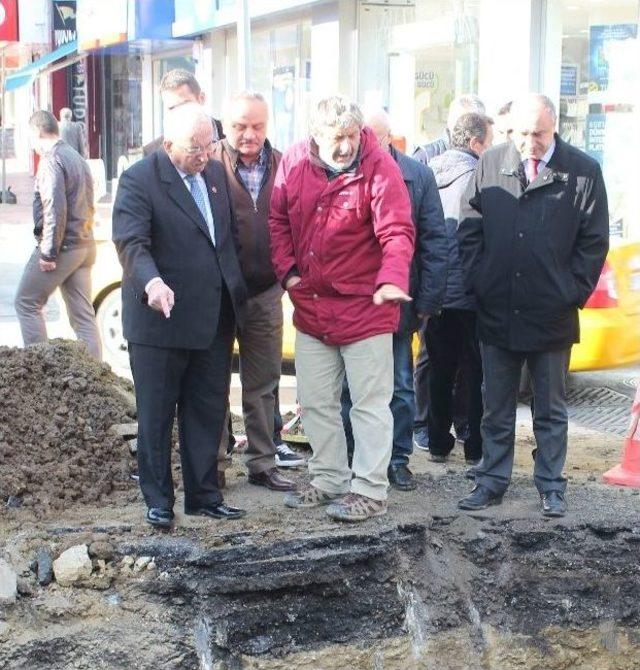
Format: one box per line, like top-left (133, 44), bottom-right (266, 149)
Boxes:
top-left (248, 467), bottom-right (295, 492)
top-left (145, 507), bottom-right (174, 528)
top-left (458, 484), bottom-right (503, 511)
top-left (388, 464), bottom-right (417, 491)
top-left (184, 503), bottom-right (247, 520)
top-left (541, 491), bottom-right (567, 517)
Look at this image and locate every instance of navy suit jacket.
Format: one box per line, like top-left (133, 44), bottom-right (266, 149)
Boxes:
top-left (112, 150), bottom-right (247, 349)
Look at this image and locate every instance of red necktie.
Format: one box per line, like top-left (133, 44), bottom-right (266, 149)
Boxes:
top-left (531, 158), bottom-right (540, 182)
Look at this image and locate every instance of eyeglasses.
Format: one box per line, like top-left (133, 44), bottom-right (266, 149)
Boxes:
top-left (177, 140), bottom-right (215, 155)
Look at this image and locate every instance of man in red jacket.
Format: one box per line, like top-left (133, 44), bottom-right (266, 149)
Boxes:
top-left (269, 96), bottom-right (415, 522)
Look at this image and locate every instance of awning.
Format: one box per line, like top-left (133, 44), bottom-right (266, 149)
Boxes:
top-left (4, 40), bottom-right (79, 92)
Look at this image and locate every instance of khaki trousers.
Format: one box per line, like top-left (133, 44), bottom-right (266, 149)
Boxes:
top-left (220, 282), bottom-right (283, 473)
top-left (295, 331), bottom-right (394, 501)
top-left (14, 244), bottom-right (101, 359)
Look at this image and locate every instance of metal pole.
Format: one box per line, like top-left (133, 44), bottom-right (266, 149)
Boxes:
top-left (1, 46), bottom-right (6, 202)
top-left (236, 0), bottom-right (251, 89)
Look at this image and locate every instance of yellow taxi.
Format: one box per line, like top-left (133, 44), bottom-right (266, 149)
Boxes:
top-left (92, 240), bottom-right (640, 374)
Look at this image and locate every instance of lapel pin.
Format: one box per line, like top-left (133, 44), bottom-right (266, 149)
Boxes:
top-left (211, 185), bottom-right (218, 194)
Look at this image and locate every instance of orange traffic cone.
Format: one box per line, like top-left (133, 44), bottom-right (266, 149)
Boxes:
top-left (603, 384), bottom-right (640, 487)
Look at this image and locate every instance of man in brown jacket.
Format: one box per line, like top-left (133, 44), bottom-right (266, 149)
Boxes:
top-left (212, 91), bottom-right (303, 491)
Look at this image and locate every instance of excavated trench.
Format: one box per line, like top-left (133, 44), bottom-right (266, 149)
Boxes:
top-left (1, 343), bottom-right (639, 668)
top-left (2, 471), bottom-right (640, 670)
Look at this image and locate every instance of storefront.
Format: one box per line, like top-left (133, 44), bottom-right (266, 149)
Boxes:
top-left (172, 0), bottom-right (344, 150)
top-left (77, 0), bottom-right (184, 182)
top-left (356, 0), bottom-right (640, 240)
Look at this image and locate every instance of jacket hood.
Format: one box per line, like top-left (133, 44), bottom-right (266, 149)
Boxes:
top-left (430, 149), bottom-right (478, 189)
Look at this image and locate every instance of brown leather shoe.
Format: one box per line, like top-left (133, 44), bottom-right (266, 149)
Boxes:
top-left (217, 471), bottom-right (226, 490)
top-left (248, 467), bottom-right (295, 492)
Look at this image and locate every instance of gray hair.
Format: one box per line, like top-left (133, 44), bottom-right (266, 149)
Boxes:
top-left (29, 110), bottom-right (58, 136)
top-left (59, 107), bottom-right (73, 121)
top-left (222, 90), bottom-right (268, 118)
top-left (310, 96), bottom-right (364, 135)
top-left (365, 109), bottom-right (392, 135)
top-left (447, 94), bottom-right (485, 131)
top-left (163, 102), bottom-right (212, 142)
top-left (450, 113), bottom-right (494, 151)
top-left (511, 93), bottom-right (557, 121)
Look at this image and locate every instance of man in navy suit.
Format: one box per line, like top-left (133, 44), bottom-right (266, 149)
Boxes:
top-left (113, 104), bottom-right (248, 527)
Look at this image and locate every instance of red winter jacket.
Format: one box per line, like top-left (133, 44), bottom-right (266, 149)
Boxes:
top-left (269, 127), bottom-right (415, 345)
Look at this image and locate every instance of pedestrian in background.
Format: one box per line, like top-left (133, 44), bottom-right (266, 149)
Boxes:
top-left (143, 68), bottom-right (224, 157)
top-left (457, 94), bottom-right (609, 517)
top-left (341, 109), bottom-right (448, 491)
top-left (212, 91), bottom-right (302, 493)
top-left (412, 93), bottom-right (486, 453)
top-left (15, 111), bottom-right (100, 358)
top-left (270, 96), bottom-right (415, 521)
top-left (425, 112), bottom-right (494, 466)
top-left (58, 107), bottom-right (88, 158)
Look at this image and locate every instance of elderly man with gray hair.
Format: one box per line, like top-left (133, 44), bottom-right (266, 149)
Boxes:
top-left (269, 96), bottom-right (415, 521)
top-left (211, 91), bottom-right (301, 492)
top-left (113, 102), bottom-right (248, 528)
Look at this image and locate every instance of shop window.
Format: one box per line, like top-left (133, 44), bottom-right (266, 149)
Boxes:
top-left (227, 16), bottom-right (311, 150)
top-left (556, 0), bottom-right (640, 239)
top-left (357, 0), bottom-right (480, 152)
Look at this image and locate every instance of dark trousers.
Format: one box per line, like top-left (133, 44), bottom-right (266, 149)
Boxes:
top-left (129, 294), bottom-right (235, 510)
top-left (477, 344), bottom-right (571, 495)
top-left (341, 332), bottom-right (415, 466)
top-left (414, 321), bottom-right (469, 439)
top-left (424, 310), bottom-right (483, 461)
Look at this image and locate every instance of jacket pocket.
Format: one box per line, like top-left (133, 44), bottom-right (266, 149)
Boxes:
top-left (331, 281), bottom-right (375, 297)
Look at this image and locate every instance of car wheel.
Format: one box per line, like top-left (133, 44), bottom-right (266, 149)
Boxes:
top-left (95, 286), bottom-right (130, 376)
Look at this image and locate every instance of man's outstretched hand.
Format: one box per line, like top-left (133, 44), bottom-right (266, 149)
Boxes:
top-left (373, 283), bottom-right (411, 305)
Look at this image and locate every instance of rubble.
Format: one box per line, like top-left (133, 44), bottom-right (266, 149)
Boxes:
top-left (52, 544), bottom-right (93, 587)
top-left (0, 342), bottom-right (137, 513)
top-left (0, 559), bottom-right (17, 604)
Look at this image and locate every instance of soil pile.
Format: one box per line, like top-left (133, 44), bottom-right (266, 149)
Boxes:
top-left (0, 341), bottom-right (137, 513)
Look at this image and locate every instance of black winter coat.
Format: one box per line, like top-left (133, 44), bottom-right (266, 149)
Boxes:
top-left (390, 146), bottom-right (448, 333)
top-left (457, 135), bottom-right (609, 351)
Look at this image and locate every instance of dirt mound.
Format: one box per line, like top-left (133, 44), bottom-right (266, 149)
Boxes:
top-left (0, 341), bottom-right (137, 514)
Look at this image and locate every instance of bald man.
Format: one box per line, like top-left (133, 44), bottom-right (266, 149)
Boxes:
top-left (113, 103), bottom-right (248, 527)
top-left (457, 94), bottom-right (609, 517)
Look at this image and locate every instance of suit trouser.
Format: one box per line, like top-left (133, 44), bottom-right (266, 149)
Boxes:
top-left (477, 344), bottom-right (571, 495)
top-left (424, 310), bottom-right (483, 461)
top-left (129, 295), bottom-right (235, 510)
top-left (296, 331), bottom-right (393, 501)
top-left (14, 244), bottom-right (101, 359)
top-left (218, 282), bottom-right (283, 474)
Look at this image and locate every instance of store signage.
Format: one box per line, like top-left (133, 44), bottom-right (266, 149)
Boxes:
top-left (76, 0), bottom-right (127, 50)
top-left (0, 0), bottom-right (19, 42)
top-left (136, 0), bottom-right (173, 40)
top-left (53, 0), bottom-right (76, 47)
top-left (585, 114), bottom-right (606, 166)
top-left (560, 65), bottom-right (577, 97)
top-left (589, 24), bottom-right (638, 91)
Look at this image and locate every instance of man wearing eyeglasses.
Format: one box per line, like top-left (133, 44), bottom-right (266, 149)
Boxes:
top-left (143, 68), bottom-right (224, 157)
top-left (113, 103), bottom-right (248, 528)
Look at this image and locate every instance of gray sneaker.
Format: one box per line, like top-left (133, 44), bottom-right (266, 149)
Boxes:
top-left (284, 484), bottom-right (340, 509)
top-left (326, 492), bottom-right (387, 522)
